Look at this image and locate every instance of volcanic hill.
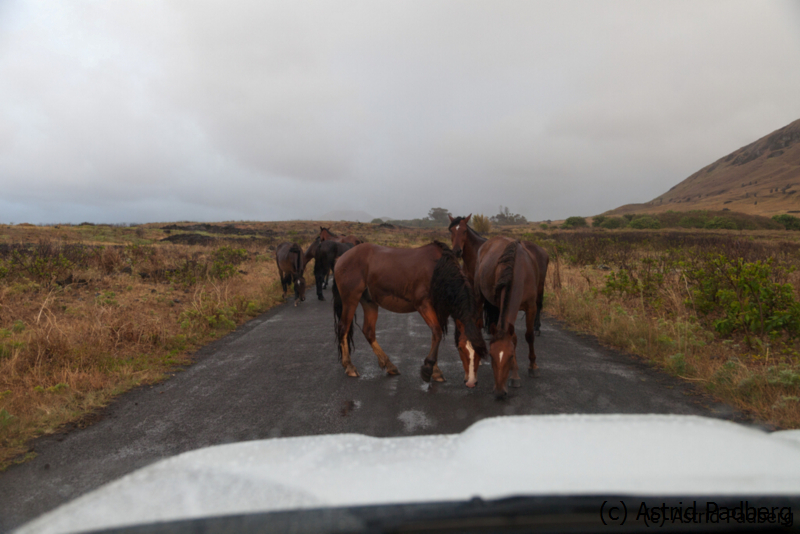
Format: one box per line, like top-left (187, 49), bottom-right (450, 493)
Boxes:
top-left (605, 117), bottom-right (800, 217)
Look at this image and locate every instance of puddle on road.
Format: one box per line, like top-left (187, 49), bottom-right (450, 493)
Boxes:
top-left (398, 410), bottom-right (434, 432)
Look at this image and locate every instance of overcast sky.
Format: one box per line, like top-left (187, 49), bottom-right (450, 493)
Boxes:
top-left (2, 1), bottom-right (800, 224)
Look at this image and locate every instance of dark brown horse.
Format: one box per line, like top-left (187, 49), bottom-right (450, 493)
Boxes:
top-left (313, 240), bottom-right (354, 300)
top-left (332, 241), bottom-right (487, 386)
top-left (319, 227), bottom-right (364, 246)
top-left (474, 236), bottom-right (540, 399)
top-left (275, 242), bottom-right (307, 305)
top-left (448, 214), bottom-right (549, 335)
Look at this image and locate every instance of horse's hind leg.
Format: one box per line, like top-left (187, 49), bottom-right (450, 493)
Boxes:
top-left (508, 328), bottom-right (522, 388)
top-left (338, 303), bottom-right (360, 377)
top-left (279, 269), bottom-right (289, 299)
top-left (361, 301), bottom-right (400, 376)
top-left (418, 303), bottom-right (446, 383)
top-left (525, 305), bottom-right (538, 376)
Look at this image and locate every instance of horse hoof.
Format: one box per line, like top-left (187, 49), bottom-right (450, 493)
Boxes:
top-left (318, 295), bottom-right (325, 301)
top-left (534, 329), bottom-right (541, 337)
top-left (420, 365), bottom-right (433, 383)
top-left (494, 390), bottom-right (508, 400)
top-left (432, 374), bottom-right (446, 383)
top-left (509, 378), bottom-right (522, 388)
top-left (386, 365), bottom-right (400, 376)
top-left (528, 367), bottom-right (537, 377)
top-left (345, 366), bottom-right (360, 377)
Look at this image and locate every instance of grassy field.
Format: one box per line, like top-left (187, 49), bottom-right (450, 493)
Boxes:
top-left (2, 220), bottom-right (800, 470)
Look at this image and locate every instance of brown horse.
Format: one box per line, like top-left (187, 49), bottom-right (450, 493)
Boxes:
top-left (474, 236), bottom-right (540, 399)
top-left (332, 241), bottom-right (487, 386)
top-left (313, 240), bottom-right (354, 300)
top-left (448, 214), bottom-right (549, 335)
top-left (275, 242), bottom-right (307, 305)
top-left (319, 227), bottom-right (363, 246)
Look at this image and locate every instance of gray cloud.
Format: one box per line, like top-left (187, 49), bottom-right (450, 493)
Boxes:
top-left (2, 0), bottom-right (800, 223)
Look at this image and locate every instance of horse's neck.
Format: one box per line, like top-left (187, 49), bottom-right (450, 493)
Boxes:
top-left (462, 228), bottom-right (487, 279)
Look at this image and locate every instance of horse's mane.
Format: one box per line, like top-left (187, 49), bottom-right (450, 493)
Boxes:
top-left (494, 240), bottom-right (518, 331)
top-left (429, 241), bottom-right (487, 358)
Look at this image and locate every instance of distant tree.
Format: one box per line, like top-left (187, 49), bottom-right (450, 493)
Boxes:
top-left (491, 206), bottom-right (527, 225)
top-left (427, 207), bottom-right (452, 225)
top-left (370, 218), bottom-right (384, 224)
top-left (592, 216), bottom-right (607, 227)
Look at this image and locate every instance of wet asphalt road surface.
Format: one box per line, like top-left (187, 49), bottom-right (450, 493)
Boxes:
top-left (0, 284), bottom-right (750, 531)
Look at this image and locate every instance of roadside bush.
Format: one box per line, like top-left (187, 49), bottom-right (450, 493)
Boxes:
top-left (682, 254), bottom-right (800, 343)
top-left (210, 247), bottom-right (248, 280)
top-left (472, 214), bottom-right (491, 233)
top-left (592, 216), bottom-right (607, 228)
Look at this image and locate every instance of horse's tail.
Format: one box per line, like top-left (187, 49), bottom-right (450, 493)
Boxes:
top-left (430, 242), bottom-right (487, 359)
top-left (332, 279), bottom-right (354, 362)
top-left (289, 243), bottom-right (303, 275)
top-left (483, 299), bottom-right (500, 335)
top-left (494, 241), bottom-right (517, 332)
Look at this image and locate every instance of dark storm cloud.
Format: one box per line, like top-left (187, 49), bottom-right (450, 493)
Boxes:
top-left (1, 1), bottom-right (800, 223)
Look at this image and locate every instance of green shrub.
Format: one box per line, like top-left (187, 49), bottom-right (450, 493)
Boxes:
top-left (562, 216), bottom-right (587, 229)
top-left (682, 254), bottom-right (800, 342)
top-left (704, 216), bottom-right (737, 230)
top-left (628, 216), bottom-right (660, 229)
top-left (592, 216), bottom-right (607, 228)
top-left (678, 215), bottom-right (707, 228)
top-left (210, 247), bottom-right (248, 280)
top-left (599, 217), bottom-right (628, 229)
top-left (772, 214), bottom-right (800, 231)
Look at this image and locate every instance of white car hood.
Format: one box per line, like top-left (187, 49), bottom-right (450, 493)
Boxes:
top-left (17, 414), bottom-right (800, 534)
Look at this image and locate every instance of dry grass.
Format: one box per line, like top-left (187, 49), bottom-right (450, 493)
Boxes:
top-left (0, 220), bottom-right (447, 469)
top-left (542, 239), bottom-right (800, 429)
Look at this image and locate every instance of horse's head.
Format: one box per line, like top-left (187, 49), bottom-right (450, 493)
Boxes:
top-left (455, 319), bottom-right (480, 388)
top-left (319, 227), bottom-right (333, 241)
top-left (488, 323), bottom-right (516, 400)
top-left (448, 214), bottom-right (471, 258)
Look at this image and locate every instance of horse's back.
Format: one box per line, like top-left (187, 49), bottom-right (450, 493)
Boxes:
top-left (477, 237), bottom-right (538, 304)
top-left (276, 241), bottom-right (302, 273)
top-left (335, 243), bottom-right (442, 309)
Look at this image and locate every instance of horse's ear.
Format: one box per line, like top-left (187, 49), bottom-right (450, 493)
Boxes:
top-left (466, 214), bottom-right (472, 223)
top-left (320, 226), bottom-right (324, 231)
top-left (448, 215), bottom-right (454, 223)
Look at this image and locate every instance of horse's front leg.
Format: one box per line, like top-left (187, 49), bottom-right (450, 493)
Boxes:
top-left (418, 303), bottom-right (445, 383)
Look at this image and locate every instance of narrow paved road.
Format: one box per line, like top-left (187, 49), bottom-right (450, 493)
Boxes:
top-left (0, 285), bottom-right (749, 531)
